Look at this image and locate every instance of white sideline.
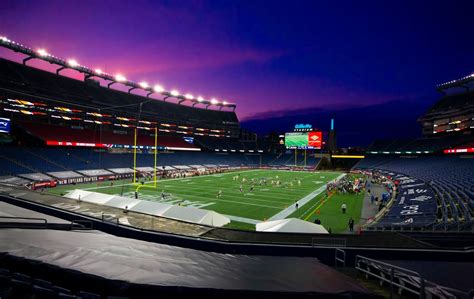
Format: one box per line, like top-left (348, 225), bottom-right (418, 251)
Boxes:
top-left (268, 173), bottom-right (346, 221)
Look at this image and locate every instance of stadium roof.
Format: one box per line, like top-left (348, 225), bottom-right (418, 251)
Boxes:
top-left (0, 36), bottom-right (236, 110)
top-left (436, 73), bottom-right (474, 91)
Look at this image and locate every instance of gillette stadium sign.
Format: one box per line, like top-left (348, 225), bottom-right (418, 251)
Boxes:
top-left (294, 124), bottom-right (312, 131)
top-left (0, 118), bottom-right (10, 134)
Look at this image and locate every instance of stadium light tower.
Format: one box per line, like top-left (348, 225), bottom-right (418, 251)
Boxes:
top-left (178, 93), bottom-right (194, 104)
top-left (147, 84), bottom-right (164, 97)
top-left (206, 98), bottom-right (219, 109)
top-left (108, 74), bottom-right (126, 88)
top-left (85, 68), bottom-right (104, 80)
top-left (56, 58), bottom-right (79, 74)
top-left (164, 89), bottom-right (180, 101)
top-left (0, 36), bottom-right (238, 111)
top-left (23, 48), bottom-right (49, 65)
top-left (219, 100), bottom-right (229, 111)
top-left (193, 96), bottom-right (205, 107)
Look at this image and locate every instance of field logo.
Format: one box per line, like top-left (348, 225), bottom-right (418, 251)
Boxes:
top-left (394, 218), bottom-right (414, 225)
top-left (0, 117), bottom-right (11, 134)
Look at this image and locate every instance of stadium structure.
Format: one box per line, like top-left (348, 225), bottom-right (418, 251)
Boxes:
top-left (0, 36), bottom-right (473, 299)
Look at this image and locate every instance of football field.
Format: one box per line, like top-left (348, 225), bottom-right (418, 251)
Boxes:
top-left (49, 169), bottom-right (364, 233)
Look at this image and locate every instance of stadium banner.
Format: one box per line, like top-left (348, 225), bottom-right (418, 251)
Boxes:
top-left (0, 117), bottom-right (11, 133)
top-left (444, 147), bottom-right (474, 154)
top-left (47, 140), bottom-right (112, 148)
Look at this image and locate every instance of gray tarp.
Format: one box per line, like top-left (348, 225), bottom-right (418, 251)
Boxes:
top-left (0, 228), bottom-right (370, 294)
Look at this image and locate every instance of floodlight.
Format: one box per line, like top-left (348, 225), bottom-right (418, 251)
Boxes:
top-left (37, 49), bottom-right (49, 57)
top-left (153, 85), bottom-right (164, 93)
top-left (170, 90), bottom-right (180, 97)
top-left (223, 101), bottom-right (228, 105)
top-left (115, 74), bottom-right (126, 82)
top-left (67, 59), bottom-right (79, 67)
top-left (0, 36), bottom-right (10, 42)
top-left (139, 82), bottom-right (149, 88)
top-left (210, 98), bottom-right (218, 105)
top-left (197, 96), bottom-right (205, 102)
top-left (185, 93), bottom-right (194, 100)
top-left (95, 69), bottom-right (103, 75)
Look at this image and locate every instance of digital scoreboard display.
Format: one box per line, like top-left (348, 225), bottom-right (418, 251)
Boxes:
top-left (285, 131), bottom-right (322, 149)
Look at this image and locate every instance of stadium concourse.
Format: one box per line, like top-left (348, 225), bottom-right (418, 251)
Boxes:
top-left (0, 36), bottom-right (473, 298)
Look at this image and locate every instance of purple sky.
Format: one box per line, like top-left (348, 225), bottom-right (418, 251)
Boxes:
top-left (1, 0), bottom-right (473, 143)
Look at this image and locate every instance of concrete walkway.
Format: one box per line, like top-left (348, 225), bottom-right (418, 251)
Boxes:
top-left (353, 183), bottom-right (386, 233)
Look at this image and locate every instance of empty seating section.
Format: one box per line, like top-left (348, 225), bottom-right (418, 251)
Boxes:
top-left (195, 137), bottom-right (260, 151)
top-left (355, 156), bottom-right (474, 231)
top-left (0, 147), bottom-right (65, 173)
top-left (19, 122), bottom-right (197, 149)
top-left (0, 145), bottom-right (319, 177)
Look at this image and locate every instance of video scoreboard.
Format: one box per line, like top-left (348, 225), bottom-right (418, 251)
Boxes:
top-left (284, 131), bottom-right (322, 149)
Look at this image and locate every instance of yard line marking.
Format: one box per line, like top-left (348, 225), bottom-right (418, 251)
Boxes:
top-left (304, 192), bottom-right (334, 221)
top-left (150, 192), bottom-right (282, 209)
top-left (268, 173), bottom-right (346, 221)
top-left (81, 169), bottom-right (262, 191)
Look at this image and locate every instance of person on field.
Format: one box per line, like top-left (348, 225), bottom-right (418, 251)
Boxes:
top-left (341, 203), bottom-right (347, 214)
top-left (348, 217), bottom-right (354, 232)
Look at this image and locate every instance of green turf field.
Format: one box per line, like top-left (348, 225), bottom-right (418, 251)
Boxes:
top-left (48, 169), bottom-right (364, 233)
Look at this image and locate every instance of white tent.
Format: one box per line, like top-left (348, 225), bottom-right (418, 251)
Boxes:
top-left (161, 206), bottom-right (230, 227)
top-left (64, 190), bottom-right (230, 227)
top-left (256, 218), bottom-right (328, 234)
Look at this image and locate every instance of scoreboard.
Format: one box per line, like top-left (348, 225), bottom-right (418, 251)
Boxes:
top-left (285, 131), bottom-right (322, 149)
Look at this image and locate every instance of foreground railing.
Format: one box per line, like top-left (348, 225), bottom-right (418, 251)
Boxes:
top-left (355, 255), bottom-right (471, 299)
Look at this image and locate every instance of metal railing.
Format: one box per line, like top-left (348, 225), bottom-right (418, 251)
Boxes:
top-left (334, 248), bottom-right (346, 267)
top-left (71, 219), bottom-right (93, 229)
top-left (0, 216), bottom-right (48, 228)
top-left (355, 255), bottom-right (468, 299)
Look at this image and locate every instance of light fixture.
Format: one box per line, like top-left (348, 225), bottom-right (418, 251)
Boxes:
top-left (67, 59), bottom-right (79, 67)
top-left (115, 74), bottom-right (126, 82)
top-left (37, 48), bottom-right (49, 57)
top-left (153, 85), bottom-right (164, 93)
